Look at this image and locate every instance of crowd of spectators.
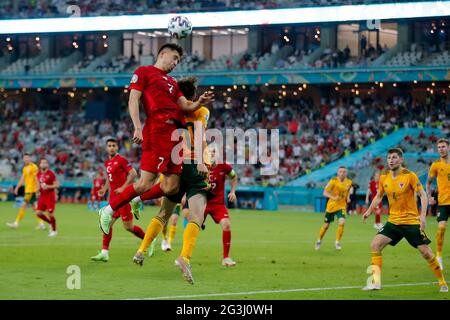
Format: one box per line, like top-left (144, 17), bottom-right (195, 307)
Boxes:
top-left (0, 0), bottom-right (426, 19)
top-left (0, 90), bottom-right (448, 189)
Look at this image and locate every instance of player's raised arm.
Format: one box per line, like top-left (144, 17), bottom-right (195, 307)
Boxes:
top-left (177, 91), bottom-right (214, 113)
top-left (128, 89), bottom-right (143, 144)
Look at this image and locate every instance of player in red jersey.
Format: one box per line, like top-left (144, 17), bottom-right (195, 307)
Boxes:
top-left (91, 173), bottom-right (105, 211)
top-left (98, 43), bottom-right (214, 235)
top-left (91, 138), bottom-right (145, 262)
top-left (365, 171), bottom-right (383, 230)
top-left (204, 147), bottom-right (238, 266)
top-left (35, 159), bottom-right (59, 237)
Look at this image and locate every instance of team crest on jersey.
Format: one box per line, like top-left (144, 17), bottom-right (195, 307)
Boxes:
top-left (131, 74), bottom-right (138, 83)
top-left (399, 182), bottom-right (405, 188)
top-left (114, 162), bottom-right (118, 165)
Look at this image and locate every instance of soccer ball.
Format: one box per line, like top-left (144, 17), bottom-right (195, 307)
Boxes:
top-left (168, 15), bottom-right (193, 39)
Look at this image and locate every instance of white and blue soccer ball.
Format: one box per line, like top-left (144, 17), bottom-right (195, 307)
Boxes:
top-left (168, 15), bottom-right (193, 39)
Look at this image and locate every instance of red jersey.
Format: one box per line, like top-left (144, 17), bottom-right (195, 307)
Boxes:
top-left (92, 178), bottom-right (105, 194)
top-left (104, 154), bottom-right (133, 191)
top-left (369, 180), bottom-right (378, 200)
top-left (129, 65), bottom-right (185, 126)
top-left (37, 170), bottom-right (56, 197)
top-left (208, 163), bottom-right (233, 205)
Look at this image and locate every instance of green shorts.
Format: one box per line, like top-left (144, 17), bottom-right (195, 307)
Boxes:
top-left (167, 163), bottom-right (211, 203)
top-left (437, 205), bottom-right (450, 223)
top-left (324, 210), bottom-right (345, 223)
top-left (24, 192), bottom-right (37, 204)
top-left (379, 222), bottom-right (431, 248)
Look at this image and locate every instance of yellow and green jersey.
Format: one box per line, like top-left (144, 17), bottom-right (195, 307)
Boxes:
top-left (428, 158), bottom-right (450, 206)
top-left (23, 162), bottom-right (39, 193)
top-left (324, 177), bottom-right (352, 213)
top-left (379, 168), bottom-right (423, 225)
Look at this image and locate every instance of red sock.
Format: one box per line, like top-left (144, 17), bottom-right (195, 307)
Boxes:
top-left (132, 225), bottom-right (145, 239)
top-left (102, 228), bottom-right (113, 250)
top-left (37, 213), bottom-right (51, 224)
top-left (139, 183), bottom-right (164, 201)
top-left (223, 230), bottom-right (231, 258)
top-left (49, 215), bottom-right (56, 231)
top-left (375, 212), bottom-right (381, 224)
top-left (110, 185), bottom-right (138, 211)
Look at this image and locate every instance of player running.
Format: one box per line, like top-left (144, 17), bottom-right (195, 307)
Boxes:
top-left (35, 159), bottom-right (59, 237)
top-left (91, 138), bottom-right (145, 262)
top-left (426, 138), bottom-right (450, 270)
top-left (131, 76), bottom-right (212, 284)
top-left (203, 147), bottom-right (238, 267)
top-left (7, 153), bottom-right (45, 230)
top-left (363, 148), bottom-right (448, 292)
top-left (365, 171), bottom-right (383, 230)
top-left (98, 43), bottom-right (213, 236)
top-left (90, 173), bottom-right (105, 211)
top-left (315, 166), bottom-right (352, 251)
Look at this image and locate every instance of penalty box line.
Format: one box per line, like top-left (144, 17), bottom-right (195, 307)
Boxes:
top-left (126, 281), bottom-right (437, 300)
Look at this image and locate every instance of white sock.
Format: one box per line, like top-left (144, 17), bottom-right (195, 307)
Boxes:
top-left (104, 205), bottom-right (113, 215)
top-left (131, 196), bottom-right (142, 203)
top-left (101, 249), bottom-right (109, 255)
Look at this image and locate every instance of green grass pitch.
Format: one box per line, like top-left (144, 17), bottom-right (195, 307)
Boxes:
top-left (0, 202), bottom-right (448, 300)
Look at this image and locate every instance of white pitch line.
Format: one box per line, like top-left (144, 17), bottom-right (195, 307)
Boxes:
top-left (127, 282), bottom-right (437, 300)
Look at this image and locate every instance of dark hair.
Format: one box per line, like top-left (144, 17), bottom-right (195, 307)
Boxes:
top-left (178, 77), bottom-right (198, 100)
top-left (106, 138), bottom-right (118, 145)
top-left (338, 166), bottom-right (347, 170)
top-left (437, 138), bottom-right (449, 146)
top-left (158, 43), bottom-right (183, 57)
top-left (388, 148), bottom-right (403, 157)
top-left (23, 153), bottom-right (31, 157)
top-left (39, 158), bottom-right (48, 163)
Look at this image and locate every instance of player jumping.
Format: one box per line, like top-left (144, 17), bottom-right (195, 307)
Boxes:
top-left (97, 43), bottom-right (213, 236)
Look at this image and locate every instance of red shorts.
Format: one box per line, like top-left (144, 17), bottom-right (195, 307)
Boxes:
top-left (112, 203), bottom-right (133, 222)
top-left (140, 122), bottom-right (183, 175)
top-left (204, 203), bottom-right (229, 224)
top-left (36, 195), bottom-right (55, 213)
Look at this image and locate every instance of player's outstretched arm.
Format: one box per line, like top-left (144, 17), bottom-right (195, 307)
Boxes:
top-left (363, 192), bottom-right (383, 222)
top-left (128, 89), bottom-right (143, 144)
top-left (177, 91), bottom-right (214, 113)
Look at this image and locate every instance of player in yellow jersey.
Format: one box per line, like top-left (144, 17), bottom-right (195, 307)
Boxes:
top-left (131, 77), bottom-right (212, 284)
top-left (315, 166), bottom-right (352, 251)
top-left (7, 153), bottom-right (45, 229)
top-left (363, 148), bottom-right (448, 292)
top-left (426, 138), bottom-right (450, 270)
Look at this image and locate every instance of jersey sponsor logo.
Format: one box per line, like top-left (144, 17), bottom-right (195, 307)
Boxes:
top-left (131, 74), bottom-right (138, 83)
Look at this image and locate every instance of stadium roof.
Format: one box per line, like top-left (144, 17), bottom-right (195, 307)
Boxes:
top-left (0, 1), bottom-right (449, 34)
